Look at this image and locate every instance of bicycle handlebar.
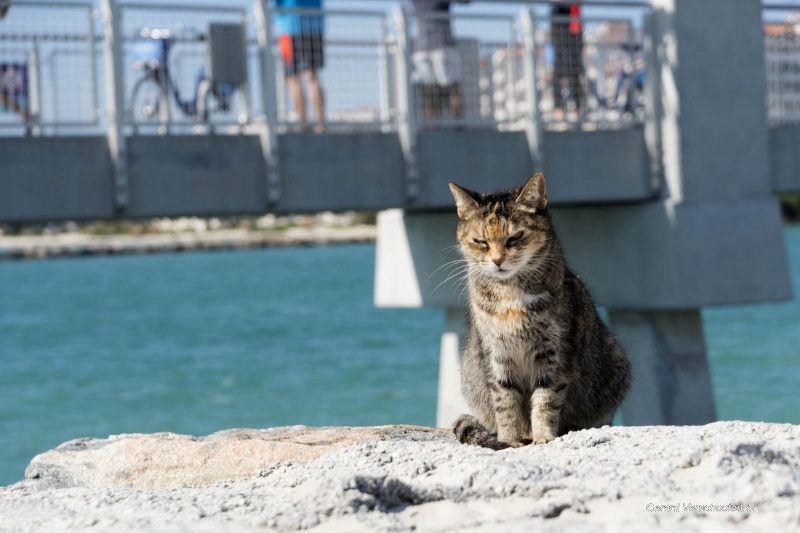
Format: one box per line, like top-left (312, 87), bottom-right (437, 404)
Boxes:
top-left (136, 27), bottom-right (206, 42)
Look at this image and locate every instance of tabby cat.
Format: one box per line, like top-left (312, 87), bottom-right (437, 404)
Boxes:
top-left (449, 173), bottom-right (631, 449)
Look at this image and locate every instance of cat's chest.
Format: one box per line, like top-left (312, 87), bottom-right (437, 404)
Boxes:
top-left (473, 289), bottom-right (555, 339)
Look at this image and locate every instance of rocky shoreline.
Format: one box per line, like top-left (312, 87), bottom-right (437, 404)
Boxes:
top-left (1, 422), bottom-right (798, 532)
top-left (0, 225), bottom-right (376, 260)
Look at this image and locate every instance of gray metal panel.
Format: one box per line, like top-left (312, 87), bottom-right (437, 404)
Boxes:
top-left (415, 128), bottom-right (654, 209)
top-left (125, 135), bottom-right (268, 218)
top-left (0, 136), bottom-right (114, 222)
top-left (415, 130), bottom-right (535, 208)
top-left (543, 127), bottom-right (655, 203)
top-left (551, 199), bottom-right (792, 309)
top-left (277, 132), bottom-right (406, 213)
top-left (0, 128), bottom-right (656, 223)
top-left (769, 125), bottom-right (800, 194)
top-left (208, 23), bottom-right (248, 86)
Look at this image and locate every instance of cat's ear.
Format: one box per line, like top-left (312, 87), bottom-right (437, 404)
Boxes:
top-left (449, 183), bottom-right (480, 220)
top-left (516, 173), bottom-right (548, 212)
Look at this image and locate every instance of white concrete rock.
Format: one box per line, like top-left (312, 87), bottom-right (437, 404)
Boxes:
top-left (1, 422), bottom-right (799, 532)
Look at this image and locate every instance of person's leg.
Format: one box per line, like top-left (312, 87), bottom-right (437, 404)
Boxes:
top-left (286, 74), bottom-right (306, 123)
top-left (301, 32), bottom-right (325, 131)
top-left (281, 34), bottom-right (306, 124)
top-left (568, 44), bottom-right (583, 113)
top-left (435, 47), bottom-right (463, 121)
top-left (552, 21), bottom-right (571, 120)
top-left (424, 84), bottom-right (441, 120)
top-left (411, 51), bottom-right (440, 122)
top-left (448, 83), bottom-right (463, 119)
top-left (304, 69), bottom-right (325, 129)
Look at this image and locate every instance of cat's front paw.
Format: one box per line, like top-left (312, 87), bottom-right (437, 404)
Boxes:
top-left (530, 427), bottom-right (556, 445)
top-left (497, 430), bottom-right (525, 449)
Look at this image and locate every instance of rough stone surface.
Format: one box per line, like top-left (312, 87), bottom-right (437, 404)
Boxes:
top-left (1, 422), bottom-right (799, 532)
top-left (21, 426), bottom-right (440, 490)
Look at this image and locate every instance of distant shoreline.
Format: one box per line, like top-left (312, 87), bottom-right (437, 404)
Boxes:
top-left (0, 225), bottom-right (377, 261)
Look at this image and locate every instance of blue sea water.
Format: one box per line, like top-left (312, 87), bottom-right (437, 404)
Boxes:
top-left (1, 227), bottom-right (799, 486)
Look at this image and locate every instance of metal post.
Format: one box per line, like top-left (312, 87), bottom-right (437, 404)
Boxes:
top-left (484, 48), bottom-right (495, 123)
top-left (253, 0), bottom-right (281, 206)
top-left (521, 7), bottom-right (543, 171)
top-left (101, 0), bottom-right (128, 211)
top-left (392, 3), bottom-right (419, 201)
top-left (275, 54), bottom-right (286, 124)
top-left (28, 42), bottom-right (42, 135)
top-left (643, 12), bottom-right (663, 195)
top-left (49, 51), bottom-right (58, 134)
top-left (506, 22), bottom-right (517, 122)
top-left (378, 16), bottom-right (391, 130)
top-left (88, 6), bottom-right (100, 124)
top-left (237, 13), bottom-right (251, 128)
top-left (626, 21), bottom-right (636, 118)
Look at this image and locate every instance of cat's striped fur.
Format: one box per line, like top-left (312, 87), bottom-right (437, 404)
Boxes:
top-left (449, 174), bottom-right (631, 449)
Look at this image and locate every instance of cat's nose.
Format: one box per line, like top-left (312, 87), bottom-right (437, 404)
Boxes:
top-left (491, 255), bottom-right (505, 266)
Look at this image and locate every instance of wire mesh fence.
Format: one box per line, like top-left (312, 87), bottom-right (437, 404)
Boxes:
top-left (0, 0), bottom-right (98, 134)
top-left (763, 7), bottom-right (800, 126)
top-left (533, 14), bottom-right (643, 129)
top-left (119, 3), bottom-right (252, 135)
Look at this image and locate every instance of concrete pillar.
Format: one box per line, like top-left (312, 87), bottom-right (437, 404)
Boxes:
top-left (436, 307), bottom-right (471, 428)
top-left (605, 0), bottom-right (789, 425)
top-left (609, 310), bottom-right (716, 425)
top-left (652, 0), bottom-right (773, 203)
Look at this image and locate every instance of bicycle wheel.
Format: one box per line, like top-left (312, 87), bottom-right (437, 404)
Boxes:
top-left (128, 73), bottom-right (170, 133)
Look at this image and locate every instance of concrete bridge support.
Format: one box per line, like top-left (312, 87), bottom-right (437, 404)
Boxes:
top-left (374, 0), bottom-right (792, 428)
top-left (609, 310), bottom-right (715, 426)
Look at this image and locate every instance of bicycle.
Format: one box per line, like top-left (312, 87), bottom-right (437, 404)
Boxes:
top-left (584, 45), bottom-right (645, 121)
top-left (0, 61), bottom-right (31, 122)
top-left (127, 27), bottom-right (240, 134)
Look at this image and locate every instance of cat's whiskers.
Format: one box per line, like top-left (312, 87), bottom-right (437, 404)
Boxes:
top-left (429, 258), bottom-right (469, 281)
top-left (432, 264), bottom-right (471, 294)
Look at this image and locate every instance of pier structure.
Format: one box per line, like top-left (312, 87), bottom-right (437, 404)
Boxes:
top-left (1, 0), bottom-right (798, 426)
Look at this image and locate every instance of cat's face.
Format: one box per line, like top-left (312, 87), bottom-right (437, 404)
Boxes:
top-left (450, 174), bottom-right (550, 280)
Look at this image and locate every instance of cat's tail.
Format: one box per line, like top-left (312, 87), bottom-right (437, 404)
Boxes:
top-left (452, 414), bottom-right (511, 451)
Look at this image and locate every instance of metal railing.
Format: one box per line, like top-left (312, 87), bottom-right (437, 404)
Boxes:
top-left (8, 1), bottom-right (799, 135)
top-left (0, 0), bottom-right (657, 137)
top-left (0, 0), bottom-right (98, 134)
top-left (763, 4), bottom-right (800, 126)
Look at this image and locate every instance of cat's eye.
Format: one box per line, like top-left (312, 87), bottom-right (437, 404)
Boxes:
top-left (473, 238), bottom-right (488, 248)
top-left (505, 232), bottom-right (524, 247)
